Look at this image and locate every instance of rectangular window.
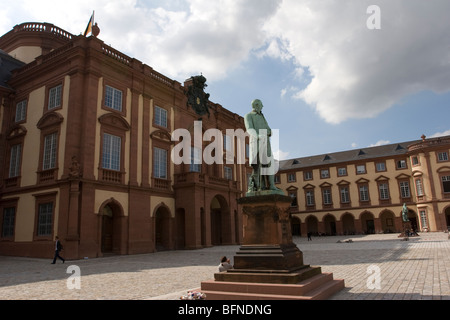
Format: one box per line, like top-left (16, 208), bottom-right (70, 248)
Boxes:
top-left (376, 162), bottom-right (386, 172)
top-left (412, 156), bottom-right (419, 166)
top-left (43, 133), bottom-right (57, 170)
top-left (224, 166), bottom-right (233, 180)
top-left (48, 85), bottom-right (62, 110)
top-left (438, 152), bottom-right (449, 162)
top-left (9, 144), bottom-right (22, 178)
top-left (102, 133), bottom-right (121, 171)
top-left (2, 207), bottom-right (15, 238)
top-left (306, 190), bottom-right (315, 206)
top-left (379, 183), bottom-right (390, 200)
top-left (154, 106), bottom-right (168, 127)
top-left (37, 203), bottom-right (53, 236)
top-left (356, 164), bottom-right (366, 174)
top-left (359, 185), bottom-right (369, 202)
top-left (15, 100), bottom-right (27, 122)
top-left (105, 85), bottom-right (123, 111)
top-left (289, 191), bottom-right (298, 207)
top-left (322, 189), bottom-right (332, 205)
top-left (154, 147), bottom-right (167, 179)
top-left (420, 210), bottom-right (428, 229)
top-left (400, 181), bottom-right (411, 198)
top-left (288, 173), bottom-right (296, 182)
top-left (320, 169), bottom-right (329, 179)
top-left (397, 159), bottom-right (407, 169)
top-left (415, 178), bottom-right (424, 196)
top-left (304, 171), bottom-right (313, 181)
top-left (338, 167), bottom-right (347, 176)
top-left (442, 175), bottom-right (450, 193)
top-left (340, 186), bottom-right (350, 203)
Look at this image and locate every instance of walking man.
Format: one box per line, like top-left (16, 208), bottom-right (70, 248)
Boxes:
top-left (51, 236), bottom-right (65, 264)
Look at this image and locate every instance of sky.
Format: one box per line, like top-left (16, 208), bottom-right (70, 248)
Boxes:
top-left (1, 0), bottom-right (450, 160)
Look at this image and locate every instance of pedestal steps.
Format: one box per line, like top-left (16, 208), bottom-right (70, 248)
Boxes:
top-left (200, 273), bottom-right (345, 300)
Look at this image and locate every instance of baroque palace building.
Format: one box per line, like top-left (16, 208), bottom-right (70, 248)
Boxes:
top-left (0, 22), bottom-right (249, 259)
top-left (277, 135), bottom-right (450, 236)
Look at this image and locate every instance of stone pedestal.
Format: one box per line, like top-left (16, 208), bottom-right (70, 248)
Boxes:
top-left (200, 194), bottom-right (344, 299)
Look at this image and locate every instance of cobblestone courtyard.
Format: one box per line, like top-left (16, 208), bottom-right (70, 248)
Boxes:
top-left (0, 232), bottom-right (449, 300)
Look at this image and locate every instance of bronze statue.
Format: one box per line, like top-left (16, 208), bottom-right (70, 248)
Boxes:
top-left (401, 203), bottom-right (409, 222)
top-left (244, 99), bottom-right (282, 195)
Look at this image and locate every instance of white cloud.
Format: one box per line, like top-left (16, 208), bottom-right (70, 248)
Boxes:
top-left (368, 140), bottom-right (391, 147)
top-left (263, 0), bottom-right (450, 124)
top-left (3, 0), bottom-right (450, 124)
top-left (430, 130), bottom-right (450, 138)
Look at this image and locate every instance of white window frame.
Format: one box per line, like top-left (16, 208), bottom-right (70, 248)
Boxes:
top-left (322, 188), bottom-right (332, 205)
top-left (340, 186), bottom-right (350, 203)
top-left (15, 100), bottom-right (27, 122)
top-left (48, 85), bottom-right (62, 110)
top-left (105, 85), bottom-right (123, 111)
top-left (43, 132), bottom-right (57, 170)
top-left (154, 106), bottom-right (168, 128)
top-left (438, 152), bottom-right (449, 162)
top-left (306, 190), bottom-right (315, 206)
top-left (154, 147), bottom-right (168, 179)
top-left (379, 183), bottom-right (390, 200)
top-left (9, 144), bottom-right (22, 178)
top-left (356, 164), bottom-right (366, 174)
top-left (359, 185), bottom-right (369, 202)
top-left (415, 178), bottom-right (424, 196)
top-left (400, 181), bottom-right (411, 198)
top-left (102, 133), bottom-right (121, 171)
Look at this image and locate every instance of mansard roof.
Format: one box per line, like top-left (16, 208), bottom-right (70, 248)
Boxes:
top-left (279, 138), bottom-right (424, 171)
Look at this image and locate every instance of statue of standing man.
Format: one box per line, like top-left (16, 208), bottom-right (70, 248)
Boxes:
top-left (244, 99), bottom-right (283, 196)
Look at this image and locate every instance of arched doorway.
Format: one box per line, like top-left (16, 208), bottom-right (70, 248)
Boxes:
top-left (341, 213), bottom-right (355, 235)
top-left (407, 209), bottom-right (418, 233)
top-left (306, 215), bottom-right (319, 236)
top-left (101, 204), bottom-right (114, 253)
top-left (100, 199), bottom-right (126, 255)
top-left (323, 214), bottom-right (336, 236)
top-left (380, 210), bottom-right (396, 233)
top-left (446, 207), bottom-right (450, 231)
top-left (155, 205), bottom-right (172, 251)
top-left (210, 195), bottom-right (230, 245)
top-left (360, 211), bottom-right (375, 234)
top-left (291, 216), bottom-right (301, 236)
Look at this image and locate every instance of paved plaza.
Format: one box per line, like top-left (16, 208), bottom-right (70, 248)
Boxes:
top-left (0, 232), bottom-right (449, 300)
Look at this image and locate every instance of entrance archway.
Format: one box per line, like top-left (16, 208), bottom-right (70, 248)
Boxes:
top-left (101, 205), bottom-right (113, 253)
top-left (291, 216), bottom-right (301, 236)
top-left (99, 199), bottom-right (126, 255)
top-left (380, 210), bottom-right (396, 233)
top-left (323, 214), bottom-right (336, 236)
top-left (210, 195), bottom-right (230, 245)
top-left (341, 213), bottom-right (355, 235)
top-left (360, 211), bottom-right (375, 234)
top-left (446, 207), bottom-right (450, 231)
top-left (306, 215), bottom-right (319, 236)
top-left (407, 210), bottom-right (418, 233)
top-left (155, 205), bottom-right (172, 251)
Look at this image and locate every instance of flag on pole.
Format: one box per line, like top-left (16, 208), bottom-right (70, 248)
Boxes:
top-left (83, 11), bottom-right (95, 36)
